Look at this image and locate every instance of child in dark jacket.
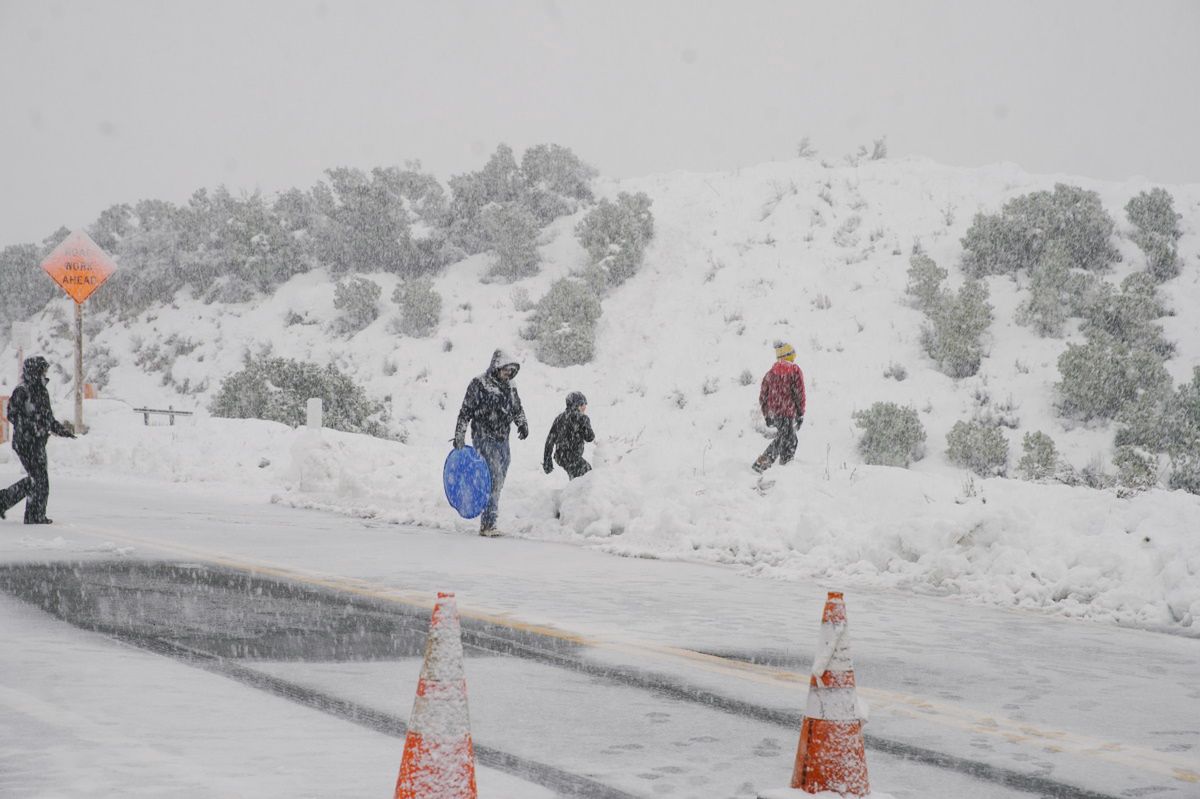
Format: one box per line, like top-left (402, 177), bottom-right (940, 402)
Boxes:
top-left (543, 392), bottom-right (595, 479)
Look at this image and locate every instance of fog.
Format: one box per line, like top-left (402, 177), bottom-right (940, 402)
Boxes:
top-left (1, 0), bottom-right (1198, 244)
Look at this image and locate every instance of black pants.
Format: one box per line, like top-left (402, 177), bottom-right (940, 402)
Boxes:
top-left (0, 443), bottom-right (50, 523)
top-left (758, 417), bottom-right (798, 469)
top-left (555, 453), bottom-right (592, 480)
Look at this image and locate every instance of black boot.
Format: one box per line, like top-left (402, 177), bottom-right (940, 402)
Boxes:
top-left (25, 518), bottom-right (52, 525)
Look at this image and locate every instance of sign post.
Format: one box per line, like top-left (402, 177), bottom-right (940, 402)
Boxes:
top-left (39, 230), bottom-right (117, 434)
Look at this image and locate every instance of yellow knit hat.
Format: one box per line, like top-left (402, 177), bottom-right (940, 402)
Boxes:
top-left (774, 341), bottom-right (796, 362)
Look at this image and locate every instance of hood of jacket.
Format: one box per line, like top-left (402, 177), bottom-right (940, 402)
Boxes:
top-left (22, 356), bottom-right (49, 385)
top-left (488, 348), bottom-right (521, 379)
top-left (565, 391), bottom-right (587, 410)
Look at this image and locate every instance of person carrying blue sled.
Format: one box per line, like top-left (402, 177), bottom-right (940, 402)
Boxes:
top-left (453, 349), bottom-right (529, 537)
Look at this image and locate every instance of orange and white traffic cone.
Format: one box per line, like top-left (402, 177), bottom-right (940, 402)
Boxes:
top-left (790, 591), bottom-right (870, 796)
top-left (394, 592), bottom-right (478, 799)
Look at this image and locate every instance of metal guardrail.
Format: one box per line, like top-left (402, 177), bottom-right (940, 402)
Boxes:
top-left (132, 406), bottom-right (194, 426)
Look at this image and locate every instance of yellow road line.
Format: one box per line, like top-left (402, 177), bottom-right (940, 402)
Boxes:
top-left (58, 522), bottom-right (1200, 784)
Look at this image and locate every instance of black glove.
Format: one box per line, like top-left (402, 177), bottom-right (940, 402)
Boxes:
top-left (764, 416), bottom-right (776, 428)
top-left (796, 415), bottom-right (804, 429)
top-left (517, 423), bottom-right (529, 440)
top-left (543, 460), bottom-right (553, 474)
top-left (452, 434), bottom-right (465, 450)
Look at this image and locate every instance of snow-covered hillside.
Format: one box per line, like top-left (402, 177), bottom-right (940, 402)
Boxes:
top-left (3, 156), bottom-right (1199, 632)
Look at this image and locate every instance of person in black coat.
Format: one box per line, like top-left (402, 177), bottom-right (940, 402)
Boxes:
top-left (453, 349), bottom-right (528, 535)
top-left (0, 356), bottom-right (76, 524)
top-left (543, 391), bottom-right (594, 479)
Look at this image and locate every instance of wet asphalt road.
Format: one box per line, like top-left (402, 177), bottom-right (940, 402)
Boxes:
top-left (0, 559), bottom-right (1123, 799)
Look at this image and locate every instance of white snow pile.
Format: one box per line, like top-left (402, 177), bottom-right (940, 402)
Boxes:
top-left (5, 155), bottom-right (1200, 633)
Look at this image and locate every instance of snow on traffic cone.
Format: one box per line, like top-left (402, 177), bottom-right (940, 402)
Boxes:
top-left (790, 591), bottom-right (870, 796)
top-left (394, 592), bottom-right (478, 799)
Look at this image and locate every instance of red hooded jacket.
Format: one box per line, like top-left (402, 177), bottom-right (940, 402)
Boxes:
top-left (759, 361), bottom-right (806, 419)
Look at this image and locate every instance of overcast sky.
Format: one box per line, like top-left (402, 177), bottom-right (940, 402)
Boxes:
top-left (1, 0), bottom-right (1198, 246)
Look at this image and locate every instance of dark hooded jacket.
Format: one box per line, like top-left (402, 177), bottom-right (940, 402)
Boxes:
top-left (543, 392), bottom-right (594, 471)
top-left (6, 357), bottom-right (72, 454)
top-left (455, 349), bottom-right (529, 443)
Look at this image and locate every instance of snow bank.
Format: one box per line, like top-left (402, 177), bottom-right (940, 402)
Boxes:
top-left (51, 398), bottom-right (1200, 632)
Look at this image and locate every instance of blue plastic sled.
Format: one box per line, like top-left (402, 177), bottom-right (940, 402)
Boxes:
top-left (443, 446), bottom-right (493, 519)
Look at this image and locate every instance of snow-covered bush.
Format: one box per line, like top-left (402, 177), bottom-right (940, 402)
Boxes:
top-left (1127, 187), bottom-right (1182, 239)
top-left (527, 278), bottom-right (603, 366)
top-left (960, 184), bottom-right (1119, 278)
top-left (1079, 456), bottom-right (1117, 490)
top-left (1115, 384), bottom-right (1176, 452)
top-left (1114, 446), bottom-right (1158, 493)
top-left (446, 144), bottom-right (524, 255)
top-left (1015, 241), bottom-right (1070, 337)
top-left (204, 276), bottom-right (257, 305)
top-left (1166, 370), bottom-right (1200, 454)
top-left (311, 168), bottom-right (420, 276)
top-left (483, 203), bottom-right (541, 281)
top-left (1119, 368), bottom-right (1200, 458)
top-left (1084, 272), bottom-right (1176, 355)
top-left (1138, 232), bottom-right (1181, 283)
top-left (904, 253), bottom-right (947, 313)
top-left (211, 355), bottom-right (389, 437)
top-left (738, 369), bottom-right (755, 386)
top-left (333, 276), bottom-right (381, 336)
top-left (1062, 270), bottom-right (1105, 317)
top-left (1168, 452), bottom-right (1200, 495)
top-left (521, 143), bottom-right (596, 204)
top-left (1056, 333), bottom-right (1171, 421)
top-left (853, 402), bottom-right (926, 467)
top-left (945, 420), bottom-right (1009, 477)
top-left (1017, 431), bottom-right (1057, 481)
top-left (84, 345), bottom-right (118, 392)
top-left (575, 192), bottom-right (655, 290)
top-left (390, 278), bottom-right (442, 337)
top-left (1080, 273), bottom-right (1174, 358)
top-left (833, 215), bottom-right (862, 248)
top-left (883, 362), bottom-right (908, 381)
top-left (920, 279), bottom-right (992, 378)
top-left (1126, 188), bottom-right (1182, 283)
top-left (0, 243), bottom-right (57, 329)
top-left (133, 339), bottom-right (180, 375)
top-left (511, 286), bottom-right (534, 312)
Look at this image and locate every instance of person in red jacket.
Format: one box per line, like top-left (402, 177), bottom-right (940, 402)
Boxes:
top-left (753, 341), bottom-right (806, 473)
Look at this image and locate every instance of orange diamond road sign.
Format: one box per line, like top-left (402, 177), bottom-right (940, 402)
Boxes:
top-left (40, 229), bottom-right (117, 304)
